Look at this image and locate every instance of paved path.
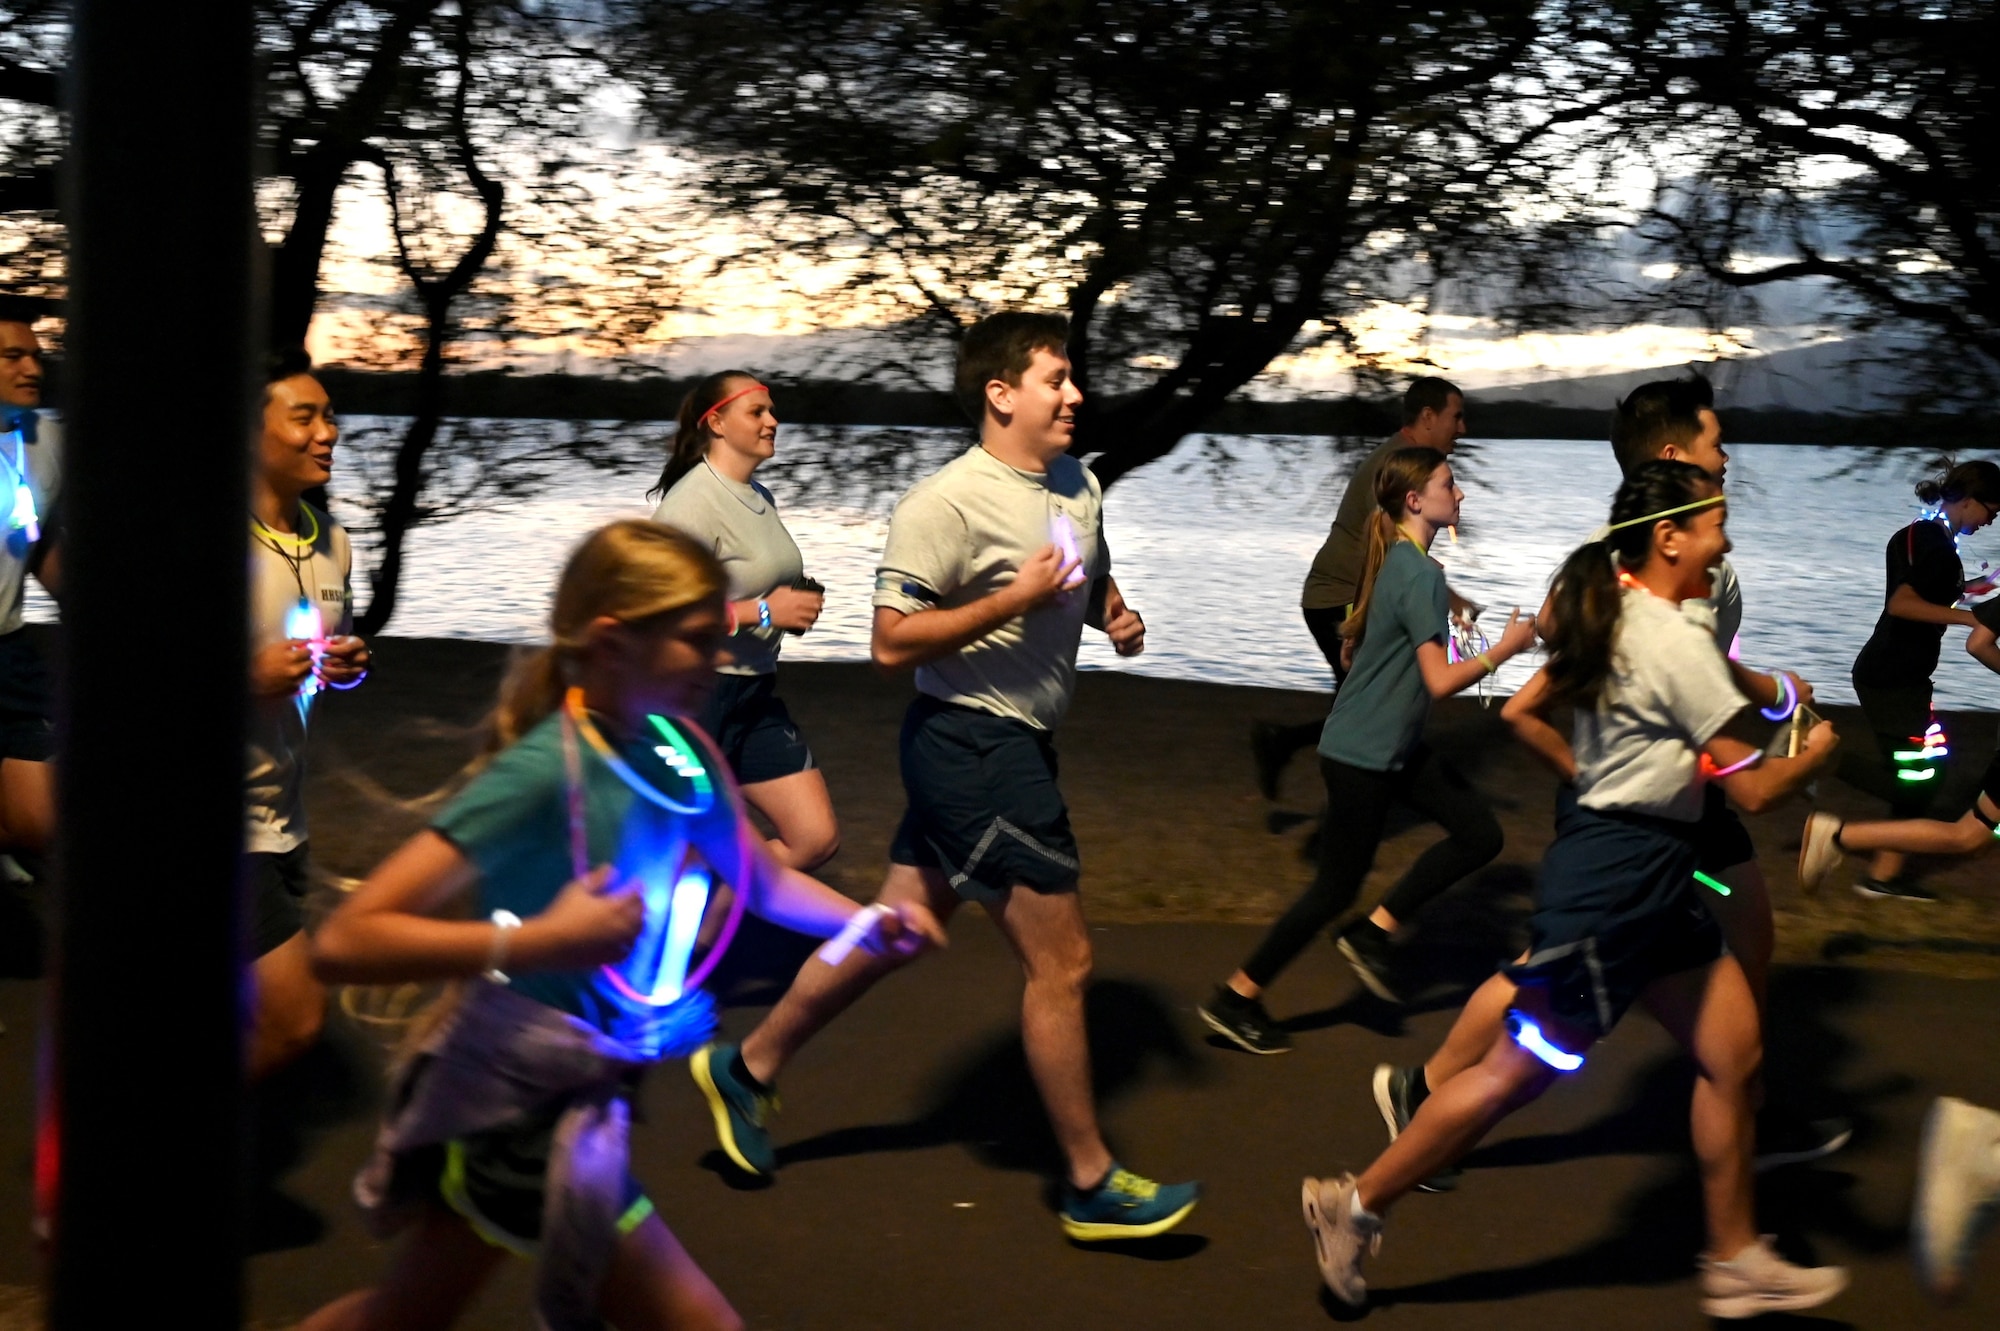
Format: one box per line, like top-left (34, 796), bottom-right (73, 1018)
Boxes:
top-left (5, 921), bottom-right (1999, 1329)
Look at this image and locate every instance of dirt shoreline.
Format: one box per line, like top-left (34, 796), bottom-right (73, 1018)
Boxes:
top-left (307, 637), bottom-right (2000, 980)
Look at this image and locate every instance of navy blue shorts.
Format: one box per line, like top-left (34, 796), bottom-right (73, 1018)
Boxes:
top-left (0, 629), bottom-right (53, 763)
top-left (695, 672), bottom-right (814, 787)
top-left (1693, 782), bottom-right (1756, 875)
top-left (888, 695), bottom-right (1081, 902)
top-left (1507, 789), bottom-right (1723, 1039)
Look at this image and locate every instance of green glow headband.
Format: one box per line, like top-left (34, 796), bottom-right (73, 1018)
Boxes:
top-left (1592, 489), bottom-right (1720, 543)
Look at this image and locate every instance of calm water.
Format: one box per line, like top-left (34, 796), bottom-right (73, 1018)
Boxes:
top-left (45, 425), bottom-right (1993, 710)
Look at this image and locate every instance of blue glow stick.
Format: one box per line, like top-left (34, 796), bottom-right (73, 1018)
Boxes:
top-left (1507, 1013), bottom-right (1583, 1071)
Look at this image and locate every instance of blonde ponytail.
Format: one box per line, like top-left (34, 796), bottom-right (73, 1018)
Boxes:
top-left (1339, 446), bottom-right (1450, 651)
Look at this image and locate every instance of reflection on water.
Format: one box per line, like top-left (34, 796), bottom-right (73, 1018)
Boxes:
top-left (38, 424), bottom-right (1992, 710)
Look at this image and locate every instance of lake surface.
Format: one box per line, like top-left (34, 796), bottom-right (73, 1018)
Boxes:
top-left (47, 424), bottom-right (1995, 710)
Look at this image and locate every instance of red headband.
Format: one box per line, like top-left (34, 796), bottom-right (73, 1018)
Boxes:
top-left (701, 382), bottom-right (769, 427)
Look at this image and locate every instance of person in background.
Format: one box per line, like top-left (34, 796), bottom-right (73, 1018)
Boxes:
top-left (0, 295), bottom-right (61, 869)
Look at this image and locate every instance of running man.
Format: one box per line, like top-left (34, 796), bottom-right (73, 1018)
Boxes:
top-left (1251, 377), bottom-right (1469, 799)
top-left (690, 312), bottom-right (1200, 1241)
top-left (0, 296), bottom-right (61, 866)
top-left (246, 349), bottom-right (370, 1080)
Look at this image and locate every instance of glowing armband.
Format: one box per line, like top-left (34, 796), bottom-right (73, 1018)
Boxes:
top-left (1506, 1011), bottom-right (1583, 1071)
top-left (1759, 672), bottom-right (1798, 722)
top-left (1700, 751), bottom-right (1762, 781)
top-left (1693, 870), bottom-right (1732, 898)
top-left (818, 903), bottom-right (893, 967)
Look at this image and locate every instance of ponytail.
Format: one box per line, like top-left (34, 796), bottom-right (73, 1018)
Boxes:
top-left (1341, 446), bottom-right (1449, 648)
top-left (1916, 458), bottom-right (2000, 510)
top-left (648, 369), bottom-right (760, 501)
top-left (1544, 459), bottom-right (1716, 707)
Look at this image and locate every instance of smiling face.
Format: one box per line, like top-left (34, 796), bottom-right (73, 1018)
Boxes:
top-left (259, 373), bottom-right (338, 499)
top-left (0, 322), bottom-right (43, 412)
top-left (706, 381), bottom-right (777, 472)
top-left (986, 345), bottom-right (1083, 465)
top-left (1650, 488), bottom-right (1732, 598)
top-left (1661, 408), bottom-right (1729, 484)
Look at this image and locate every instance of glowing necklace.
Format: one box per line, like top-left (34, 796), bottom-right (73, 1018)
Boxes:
top-left (1, 428), bottom-right (40, 543)
top-left (559, 688), bottom-right (741, 1007)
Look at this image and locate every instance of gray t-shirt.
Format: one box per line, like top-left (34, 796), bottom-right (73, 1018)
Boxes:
top-left (0, 409), bottom-right (60, 636)
top-left (245, 504), bottom-right (353, 854)
top-left (1702, 557), bottom-right (1743, 653)
top-left (651, 460), bottom-right (804, 676)
top-left (1301, 432), bottom-right (1416, 612)
top-left (1318, 540), bottom-right (1448, 771)
top-left (1573, 587), bottom-right (1748, 823)
top-left (872, 444), bottom-right (1109, 732)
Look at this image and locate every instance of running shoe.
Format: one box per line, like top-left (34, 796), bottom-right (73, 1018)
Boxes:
top-left (1060, 1164), bottom-right (1199, 1241)
top-left (1699, 1236), bottom-right (1847, 1318)
top-left (1913, 1096), bottom-right (2000, 1301)
top-left (1250, 722), bottom-right (1291, 801)
top-left (1198, 985), bottom-right (1291, 1054)
top-left (1854, 875), bottom-right (1938, 902)
top-left (1796, 812), bottom-right (1844, 894)
top-left (1754, 1111), bottom-right (1853, 1172)
top-left (1336, 928), bottom-right (1401, 1003)
top-left (1370, 1063), bottom-right (1460, 1193)
top-left (1301, 1173), bottom-right (1381, 1307)
top-left (690, 1042), bottom-right (778, 1176)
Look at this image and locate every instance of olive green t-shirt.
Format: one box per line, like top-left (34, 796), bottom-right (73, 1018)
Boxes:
top-left (1301, 432), bottom-right (1415, 612)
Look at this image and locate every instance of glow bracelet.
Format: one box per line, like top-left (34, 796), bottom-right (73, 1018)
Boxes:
top-left (1759, 671), bottom-right (1798, 722)
top-left (1702, 751), bottom-right (1762, 780)
top-left (817, 903), bottom-right (893, 967)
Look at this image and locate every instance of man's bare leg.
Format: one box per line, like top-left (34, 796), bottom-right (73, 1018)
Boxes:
top-left (1639, 958), bottom-right (1761, 1260)
top-left (984, 882), bottom-right (1111, 1190)
top-left (738, 863), bottom-right (957, 1085)
top-left (0, 756), bottom-right (54, 853)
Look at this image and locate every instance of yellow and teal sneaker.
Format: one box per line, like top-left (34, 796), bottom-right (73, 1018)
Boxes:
top-left (1059, 1164), bottom-right (1199, 1241)
top-left (690, 1042), bottom-right (778, 1176)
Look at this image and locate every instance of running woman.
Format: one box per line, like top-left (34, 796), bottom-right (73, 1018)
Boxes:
top-left (1251, 378), bottom-right (1470, 799)
top-left (1376, 377), bottom-right (1848, 1183)
top-left (1800, 597), bottom-right (2000, 892)
top-left (650, 372), bottom-right (835, 870)
top-left (1203, 448), bottom-right (1535, 1050)
top-left (245, 349), bottom-right (370, 1080)
top-left (1304, 461), bottom-right (1848, 1319)
top-left (1844, 459), bottom-right (2000, 899)
top-left (0, 297), bottom-right (60, 864)
top-left (689, 312), bottom-right (1201, 1241)
top-left (297, 521), bottom-right (938, 1331)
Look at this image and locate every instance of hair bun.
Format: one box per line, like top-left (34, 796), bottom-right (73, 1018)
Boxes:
top-left (1915, 479), bottom-right (1944, 504)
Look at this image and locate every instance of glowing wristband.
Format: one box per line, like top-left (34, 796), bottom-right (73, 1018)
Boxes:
top-left (817, 903), bottom-right (893, 967)
top-left (484, 910), bottom-right (523, 983)
top-left (1506, 1011), bottom-right (1583, 1071)
top-left (1476, 651), bottom-right (1498, 675)
top-left (328, 668), bottom-right (368, 691)
top-left (1759, 671), bottom-right (1798, 722)
top-left (757, 599), bottom-right (772, 631)
top-left (1701, 751), bottom-right (1762, 780)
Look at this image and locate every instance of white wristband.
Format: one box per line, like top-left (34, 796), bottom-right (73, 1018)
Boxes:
top-left (817, 903), bottom-right (893, 967)
top-left (485, 909), bottom-right (523, 983)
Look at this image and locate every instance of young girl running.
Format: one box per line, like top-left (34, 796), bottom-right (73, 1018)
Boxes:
top-left (1200, 448), bottom-right (1535, 1052)
top-left (298, 521), bottom-right (940, 1331)
top-left (1845, 460), bottom-right (2000, 899)
top-left (1303, 461), bottom-right (1847, 1318)
top-left (650, 372), bottom-right (834, 870)
top-left (1801, 600), bottom-right (2000, 892)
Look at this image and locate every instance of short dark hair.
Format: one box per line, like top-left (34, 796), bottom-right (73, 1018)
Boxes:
top-left (264, 345), bottom-right (314, 386)
top-left (0, 294), bottom-right (51, 328)
top-left (1401, 377), bottom-right (1461, 426)
top-left (954, 312), bottom-right (1070, 424)
top-left (1610, 375), bottom-right (1714, 477)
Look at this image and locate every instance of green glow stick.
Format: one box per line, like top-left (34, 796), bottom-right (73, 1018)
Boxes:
top-left (1693, 870), bottom-right (1732, 897)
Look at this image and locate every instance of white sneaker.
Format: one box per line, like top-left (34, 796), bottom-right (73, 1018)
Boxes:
top-left (1302, 1173), bottom-right (1381, 1307)
top-left (1797, 812), bottom-right (1844, 895)
top-left (1913, 1096), bottom-right (2000, 1300)
top-left (1698, 1236), bottom-right (1847, 1318)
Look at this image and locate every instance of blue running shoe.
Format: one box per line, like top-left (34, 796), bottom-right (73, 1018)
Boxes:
top-left (1060, 1164), bottom-right (1199, 1241)
top-left (690, 1042), bottom-right (778, 1176)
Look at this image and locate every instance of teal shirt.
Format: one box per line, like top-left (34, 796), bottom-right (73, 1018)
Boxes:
top-left (1319, 540), bottom-right (1449, 772)
top-left (432, 709), bottom-right (748, 1048)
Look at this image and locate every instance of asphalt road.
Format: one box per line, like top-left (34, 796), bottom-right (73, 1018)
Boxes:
top-left (6, 919), bottom-right (1999, 1329)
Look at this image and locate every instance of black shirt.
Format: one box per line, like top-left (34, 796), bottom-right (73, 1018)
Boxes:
top-left (1852, 520), bottom-right (1963, 689)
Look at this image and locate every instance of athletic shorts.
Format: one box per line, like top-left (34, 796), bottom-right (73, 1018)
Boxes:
top-left (695, 671), bottom-right (815, 786)
top-left (1977, 749), bottom-right (2000, 817)
top-left (418, 1095), bottom-right (651, 1256)
top-left (1692, 782), bottom-right (1756, 875)
top-left (249, 843), bottom-right (311, 959)
top-left (1507, 789), bottom-right (1723, 1040)
top-left (888, 695), bottom-right (1081, 902)
top-left (0, 629), bottom-right (53, 763)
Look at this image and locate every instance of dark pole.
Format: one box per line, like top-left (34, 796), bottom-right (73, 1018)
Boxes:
top-left (52, 3), bottom-right (257, 1323)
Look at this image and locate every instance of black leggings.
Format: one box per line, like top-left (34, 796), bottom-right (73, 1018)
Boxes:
top-left (1240, 746), bottom-right (1504, 989)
